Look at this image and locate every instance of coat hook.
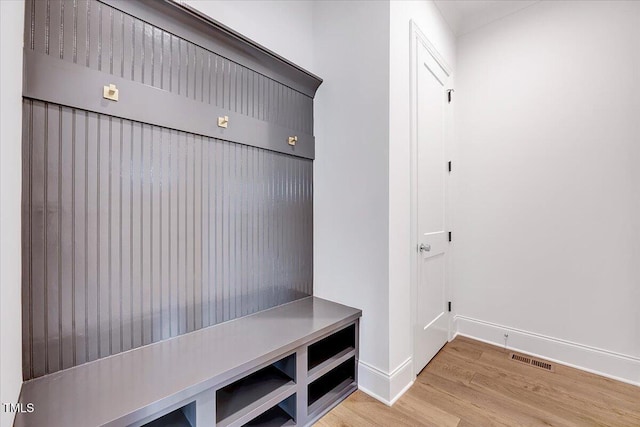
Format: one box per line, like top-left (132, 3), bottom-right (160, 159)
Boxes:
top-left (103, 83), bottom-right (119, 101)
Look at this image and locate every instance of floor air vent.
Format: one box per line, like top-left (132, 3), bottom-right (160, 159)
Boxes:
top-left (510, 352), bottom-right (555, 372)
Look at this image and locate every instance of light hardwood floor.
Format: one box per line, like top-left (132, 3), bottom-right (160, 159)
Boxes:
top-left (316, 336), bottom-right (640, 427)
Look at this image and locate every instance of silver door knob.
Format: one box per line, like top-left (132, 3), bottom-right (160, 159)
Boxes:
top-left (419, 243), bottom-right (431, 252)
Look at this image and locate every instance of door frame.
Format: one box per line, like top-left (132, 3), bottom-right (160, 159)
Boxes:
top-left (409, 20), bottom-right (454, 380)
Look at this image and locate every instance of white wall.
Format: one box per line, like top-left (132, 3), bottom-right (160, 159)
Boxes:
top-left (453, 0), bottom-right (640, 384)
top-left (312, 0), bottom-right (392, 398)
top-left (388, 0), bottom-right (456, 402)
top-left (1, 0), bottom-right (25, 425)
top-left (181, 0), bottom-right (315, 73)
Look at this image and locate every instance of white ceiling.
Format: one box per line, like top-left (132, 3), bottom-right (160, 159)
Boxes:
top-left (434, 0), bottom-right (540, 36)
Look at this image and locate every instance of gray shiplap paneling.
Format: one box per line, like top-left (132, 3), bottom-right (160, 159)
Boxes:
top-left (22, 99), bottom-right (313, 380)
top-left (23, 0), bottom-right (314, 135)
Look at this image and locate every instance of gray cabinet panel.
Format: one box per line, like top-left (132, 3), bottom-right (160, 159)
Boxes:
top-left (22, 99), bottom-right (314, 379)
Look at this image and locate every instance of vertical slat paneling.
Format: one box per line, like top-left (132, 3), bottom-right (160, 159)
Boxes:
top-left (45, 104), bottom-right (60, 373)
top-left (87, 0), bottom-right (100, 71)
top-left (179, 38), bottom-right (187, 99)
top-left (166, 130), bottom-right (175, 337)
top-left (194, 136), bottom-right (203, 329)
top-left (177, 130), bottom-right (186, 334)
top-left (215, 55), bottom-right (224, 110)
top-left (240, 144), bottom-right (248, 316)
top-left (22, 101), bottom-right (33, 380)
top-left (225, 56), bottom-right (232, 112)
top-left (130, 121), bottom-right (142, 349)
top-left (85, 111), bottom-right (98, 363)
top-left (248, 147), bottom-right (256, 315)
top-left (98, 114), bottom-right (110, 359)
top-left (100, 3), bottom-right (111, 73)
top-left (32, 0), bottom-right (46, 54)
top-left (151, 126), bottom-right (161, 342)
top-left (203, 139), bottom-right (212, 327)
top-left (122, 13), bottom-right (133, 81)
top-left (73, 110), bottom-right (87, 366)
top-left (257, 148), bottom-right (266, 312)
top-left (184, 133), bottom-right (194, 333)
top-left (214, 141), bottom-right (223, 324)
top-left (226, 141), bottom-right (232, 316)
top-left (60, 106), bottom-right (74, 370)
top-left (142, 23), bottom-right (152, 86)
top-left (48, 0), bottom-right (62, 60)
top-left (27, 0), bottom-right (315, 134)
top-left (151, 26), bottom-right (161, 89)
top-left (112, 10), bottom-right (124, 78)
top-left (110, 118), bottom-right (122, 356)
top-left (77, 0), bottom-right (89, 67)
top-left (120, 119), bottom-right (132, 352)
top-left (162, 31), bottom-right (171, 91)
top-left (141, 123), bottom-right (152, 345)
top-left (24, 0), bottom-right (33, 52)
top-left (133, 18), bottom-right (143, 83)
top-left (195, 47), bottom-right (204, 103)
top-left (23, 0), bottom-right (315, 380)
top-left (160, 128), bottom-right (171, 339)
top-left (30, 100), bottom-right (46, 378)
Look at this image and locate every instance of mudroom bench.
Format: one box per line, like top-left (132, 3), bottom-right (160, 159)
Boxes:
top-left (15, 297), bottom-right (361, 427)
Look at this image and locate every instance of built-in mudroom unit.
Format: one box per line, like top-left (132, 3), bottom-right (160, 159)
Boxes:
top-left (15, 0), bottom-right (361, 425)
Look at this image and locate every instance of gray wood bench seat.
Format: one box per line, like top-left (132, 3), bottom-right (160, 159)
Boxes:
top-left (15, 297), bottom-right (361, 427)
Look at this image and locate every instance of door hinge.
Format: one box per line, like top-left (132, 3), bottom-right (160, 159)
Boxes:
top-left (448, 231), bottom-right (452, 242)
top-left (447, 89), bottom-right (454, 103)
top-left (448, 301), bottom-right (452, 312)
top-left (448, 161), bottom-right (452, 173)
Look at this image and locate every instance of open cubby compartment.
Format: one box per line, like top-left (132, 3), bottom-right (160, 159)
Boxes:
top-left (141, 401), bottom-right (196, 427)
top-left (307, 324), bottom-right (356, 380)
top-left (307, 356), bottom-right (356, 415)
top-left (216, 353), bottom-right (296, 427)
top-left (242, 394), bottom-right (296, 427)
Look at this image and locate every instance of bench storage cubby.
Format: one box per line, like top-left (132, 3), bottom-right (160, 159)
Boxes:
top-left (243, 394), bottom-right (296, 427)
top-left (307, 324), bottom-right (356, 381)
top-left (308, 357), bottom-right (356, 416)
top-left (16, 297), bottom-right (361, 427)
top-left (216, 354), bottom-right (296, 427)
top-left (142, 402), bottom-right (196, 427)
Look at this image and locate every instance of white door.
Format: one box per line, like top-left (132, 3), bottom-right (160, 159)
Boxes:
top-left (413, 36), bottom-right (450, 374)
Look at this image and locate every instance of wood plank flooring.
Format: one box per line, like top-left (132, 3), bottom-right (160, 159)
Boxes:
top-left (316, 336), bottom-right (640, 427)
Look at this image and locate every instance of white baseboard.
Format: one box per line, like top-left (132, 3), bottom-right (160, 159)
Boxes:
top-left (357, 362), bottom-right (390, 403)
top-left (454, 315), bottom-right (640, 387)
top-left (389, 358), bottom-right (414, 405)
top-left (358, 357), bottom-right (414, 405)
